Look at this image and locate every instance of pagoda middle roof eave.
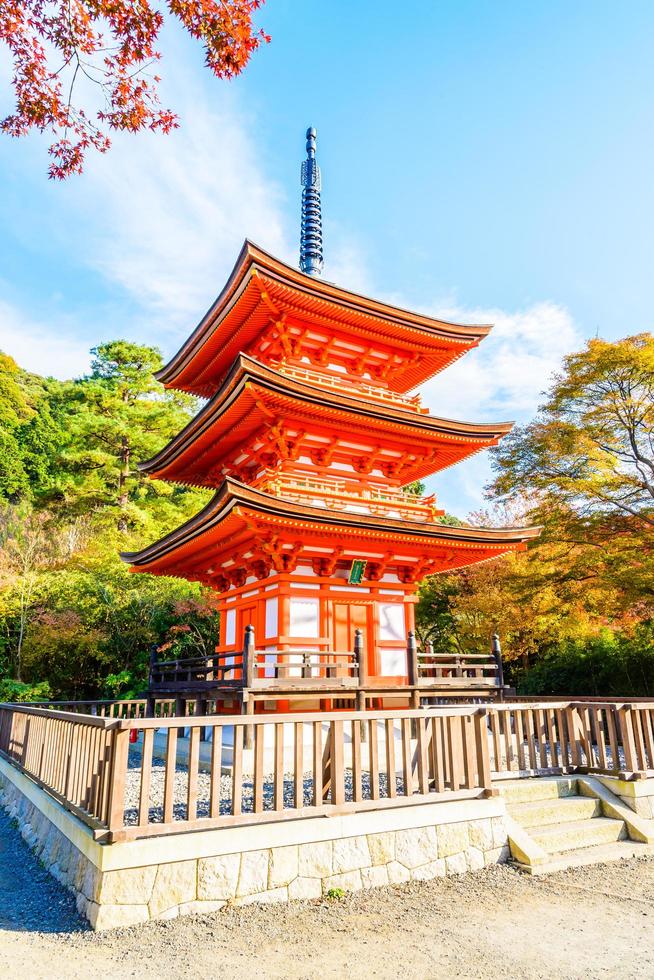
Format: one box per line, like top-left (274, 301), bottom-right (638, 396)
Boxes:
top-left (139, 353), bottom-right (515, 480)
top-left (154, 240), bottom-right (493, 394)
top-left (121, 477), bottom-right (541, 570)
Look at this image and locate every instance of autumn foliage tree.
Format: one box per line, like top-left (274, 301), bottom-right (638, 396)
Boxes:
top-left (416, 333), bottom-right (654, 696)
top-left (0, 0), bottom-right (269, 177)
top-left (492, 334), bottom-right (654, 527)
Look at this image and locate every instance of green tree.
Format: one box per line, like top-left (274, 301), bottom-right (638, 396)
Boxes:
top-left (491, 334), bottom-right (654, 526)
top-left (55, 341), bottom-right (206, 531)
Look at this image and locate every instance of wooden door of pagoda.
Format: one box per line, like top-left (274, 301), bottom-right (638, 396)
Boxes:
top-left (333, 602), bottom-right (372, 682)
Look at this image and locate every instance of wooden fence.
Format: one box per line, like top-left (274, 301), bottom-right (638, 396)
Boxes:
top-left (485, 701), bottom-right (654, 777)
top-left (0, 702), bottom-right (493, 842)
top-left (149, 628), bottom-right (505, 694)
top-left (2, 699), bottom-right (654, 845)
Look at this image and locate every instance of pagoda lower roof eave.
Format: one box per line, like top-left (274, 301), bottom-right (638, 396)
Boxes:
top-left (138, 353), bottom-right (514, 483)
top-left (154, 240), bottom-right (493, 396)
top-left (121, 477), bottom-right (542, 573)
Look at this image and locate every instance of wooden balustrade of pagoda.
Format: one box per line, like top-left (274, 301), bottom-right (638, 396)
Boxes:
top-left (274, 362), bottom-right (429, 413)
top-left (146, 627), bottom-right (509, 724)
top-left (256, 471), bottom-right (443, 522)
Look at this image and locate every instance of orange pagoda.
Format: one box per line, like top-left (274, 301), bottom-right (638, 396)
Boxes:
top-left (123, 129), bottom-right (539, 715)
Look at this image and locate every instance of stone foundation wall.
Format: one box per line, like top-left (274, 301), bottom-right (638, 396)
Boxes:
top-left (0, 762), bottom-right (509, 931)
top-left (597, 775), bottom-right (654, 819)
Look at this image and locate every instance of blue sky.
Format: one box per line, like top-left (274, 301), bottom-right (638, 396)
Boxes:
top-left (1, 1), bottom-right (653, 515)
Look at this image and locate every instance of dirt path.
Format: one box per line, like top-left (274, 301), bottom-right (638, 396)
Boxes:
top-left (1, 807), bottom-right (653, 979)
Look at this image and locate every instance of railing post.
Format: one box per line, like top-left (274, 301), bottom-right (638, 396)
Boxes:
top-left (242, 626), bottom-right (256, 750)
top-left (242, 625), bottom-right (255, 689)
top-left (106, 726), bottom-right (130, 838)
top-left (354, 628), bottom-right (367, 687)
top-left (618, 705), bottom-right (639, 775)
top-left (491, 633), bottom-right (504, 692)
top-left (148, 643), bottom-right (158, 686)
top-left (407, 630), bottom-right (419, 686)
top-left (196, 697), bottom-right (208, 742)
top-left (475, 708), bottom-right (496, 796)
top-left (407, 631), bottom-right (421, 726)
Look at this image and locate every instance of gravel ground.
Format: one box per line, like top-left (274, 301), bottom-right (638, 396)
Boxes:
top-left (1, 806), bottom-right (654, 979)
top-left (123, 758), bottom-right (404, 824)
top-left (0, 808), bottom-right (84, 934)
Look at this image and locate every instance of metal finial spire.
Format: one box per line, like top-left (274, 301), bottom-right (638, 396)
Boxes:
top-left (300, 127), bottom-right (324, 276)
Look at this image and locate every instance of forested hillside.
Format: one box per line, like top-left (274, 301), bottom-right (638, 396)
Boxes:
top-left (0, 333), bottom-right (652, 701)
top-left (0, 342), bottom-right (216, 701)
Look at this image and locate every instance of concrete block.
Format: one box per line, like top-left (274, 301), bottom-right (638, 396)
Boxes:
top-left (438, 822), bottom-right (469, 858)
top-left (298, 840), bottom-right (332, 878)
top-left (323, 870), bottom-right (362, 894)
top-left (237, 849), bottom-right (269, 897)
top-left (366, 832), bottom-right (395, 866)
top-left (487, 844), bottom-right (511, 864)
top-left (148, 860), bottom-right (197, 917)
top-left (467, 819), bottom-right (494, 852)
top-left (411, 859), bottom-right (446, 881)
top-left (198, 853), bottom-right (240, 901)
top-left (445, 852), bottom-right (467, 875)
top-left (235, 886), bottom-right (289, 906)
top-left (387, 861), bottom-right (411, 885)
top-left (269, 845), bottom-right (299, 889)
top-left (361, 865), bottom-right (389, 889)
top-left (467, 846), bottom-right (485, 871)
top-left (332, 835), bottom-right (371, 873)
top-left (289, 876), bottom-right (322, 901)
top-left (98, 866), bottom-right (157, 905)
top-left (87, 902), bottom-right (150, 931)
top-left (491, 816), bottom-right (508, 847)
top-left (394, 826), bottom-right (438, 869)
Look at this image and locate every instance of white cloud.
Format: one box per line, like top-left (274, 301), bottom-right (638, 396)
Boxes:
top-left (72, 97), bottom-right (291, 340)
top-left (416, 301), bottom-right (584, 515)
top-left (59, 86), bottom-right (376, 354)
top-left (420, 301), bottom-right (583, 422)
top-left (0, 299), bottom-right (91, 379)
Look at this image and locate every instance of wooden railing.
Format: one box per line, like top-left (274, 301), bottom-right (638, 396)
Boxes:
top-left (409, 633), bottom-right (504, 692)
top-left (0, 701), bottom-right (493, 842)
top-left (150, 629), bottom-right (505, 694)
top-left (487, 701), bottom-right (654, 779)
top-left (256, 472), bottom-right (443, 522)
top-left (18, 699), bottom-right (150, 718)
top-left (3, 699), bottom-right (654, 845)
top-left (0, 704), bottom-right (125, 833)
top-left (275, 363), bottom-right (428, 414)
top-left (149, 626), bottom-right (361, 691)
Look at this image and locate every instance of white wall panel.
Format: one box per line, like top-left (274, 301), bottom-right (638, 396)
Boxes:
top-left (378, 603), bottom-right (405, 642)
top-left (289, 598), bottom-right (320, 637)
top-left (265, 597), bottom-right (278, 638)
top-left (225, 608), bottom-right (236, 645)
top-left (379, 648), bottom-right (405, 675)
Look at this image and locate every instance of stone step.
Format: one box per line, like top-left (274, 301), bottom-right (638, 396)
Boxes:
top-left (515, 839), bottom-right (654, 875)
top-left (508, 795), bottom-right (601, 828)
top-left (532, 817), bottom-right (626, 854)
top-left (497, 777), bottom-right (578, 804)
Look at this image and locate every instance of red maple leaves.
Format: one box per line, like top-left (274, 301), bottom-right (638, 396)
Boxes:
top-left (0, 0), bottom-right (269, 178)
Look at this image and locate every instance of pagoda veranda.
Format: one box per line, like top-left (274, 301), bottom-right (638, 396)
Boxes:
top-left (124, 130), bottom-right (539, 720)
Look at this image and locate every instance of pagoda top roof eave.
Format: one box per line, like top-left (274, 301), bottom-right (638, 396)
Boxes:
top-left (155, 240), bottom-right (493, 392)
top-left (121, 478), bottom-right (542, 570)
